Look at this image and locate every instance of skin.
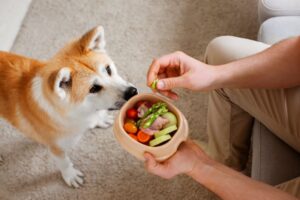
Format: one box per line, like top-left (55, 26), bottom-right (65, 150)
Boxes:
top-left (147, 37), bottom-right (300, 99)
top-left (145, 36), bottom-right (300, 199)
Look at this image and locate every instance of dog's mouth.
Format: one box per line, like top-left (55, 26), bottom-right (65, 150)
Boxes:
top-left (108, 101), bottom-right (126, 111)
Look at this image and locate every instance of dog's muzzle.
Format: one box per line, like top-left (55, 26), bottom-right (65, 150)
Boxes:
top-left (123, 86), bottom-right (138, 101)
top-left (108, 86), bottom-right (138, 111)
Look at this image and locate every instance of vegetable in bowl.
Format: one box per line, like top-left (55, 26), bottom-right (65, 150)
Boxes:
top-left (123, 100), bottom-right (178, 147)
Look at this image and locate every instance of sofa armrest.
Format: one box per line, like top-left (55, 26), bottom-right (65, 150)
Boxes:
top-left (251, 120), bottom-right (300, 185)
top-left (258, 0), bottom-right (300, 23)
top-left (258, 16), bottom-right (300, 45)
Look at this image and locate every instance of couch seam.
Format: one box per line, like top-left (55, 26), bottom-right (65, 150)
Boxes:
top-left (262, 0), bottom-right (300, 12)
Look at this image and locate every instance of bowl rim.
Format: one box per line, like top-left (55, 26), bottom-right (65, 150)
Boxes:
top-left (117, 93), bottom-right (184, 150)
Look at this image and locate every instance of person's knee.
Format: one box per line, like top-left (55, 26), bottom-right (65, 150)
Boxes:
top-left (205, 36), bottom-right (270, 65)
top-left (205, 36), bottom-right (237, 65)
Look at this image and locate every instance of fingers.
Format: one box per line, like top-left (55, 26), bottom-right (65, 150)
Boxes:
top-left (147, 52), bottom-right (182, 87)
top-left (158, 90), bottom-right (178, 100)
top-left (147, 59), bottom-right (161, 87)
top-left (154, 73), bottom-right (179, 99)
top-left (144, 152), bottom-right (172, 179)
top-left (157, 77), bottom-right (185, 91)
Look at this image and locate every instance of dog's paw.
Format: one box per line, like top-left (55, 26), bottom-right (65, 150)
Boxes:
top-left (96, 114), bottom-right (114, 128)
top-left (61, 166), bottom-right (84, 188)
top-left (89, 110), bottom-right (115, 129)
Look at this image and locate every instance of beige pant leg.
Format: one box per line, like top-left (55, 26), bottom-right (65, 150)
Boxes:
top-left (276, 177), bottom-right (300, 198)
top-left (207, 88), bottom-right (254, 170)
top-left (205, 36), bottom-right (270, 170)
top-left (205, 36), bottom-right (300, 170)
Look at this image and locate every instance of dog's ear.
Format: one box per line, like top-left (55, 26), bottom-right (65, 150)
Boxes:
top-left (79, 26), bottom-right (106, 53)
top-left (54, 67), bottom-right (72, 100)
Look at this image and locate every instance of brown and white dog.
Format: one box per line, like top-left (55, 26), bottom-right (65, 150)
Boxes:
top-left (0, 26), bottom-right (137, 187)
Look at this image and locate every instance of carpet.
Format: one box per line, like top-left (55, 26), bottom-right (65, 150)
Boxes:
top-left (0, 0), bottom-right (258, 199)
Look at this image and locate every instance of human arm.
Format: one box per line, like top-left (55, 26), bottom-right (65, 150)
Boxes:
top-left (216, 36), bottom-right (300, 89)
top-left (144, 140), bottom-right (298, 200)
top-left (147, 37), bottom-right (300, 99)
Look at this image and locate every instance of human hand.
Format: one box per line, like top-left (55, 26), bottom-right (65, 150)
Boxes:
top-left (144, 140), bottom-right (209, 179)
top-left (147, 51), bottom-right (218, 99)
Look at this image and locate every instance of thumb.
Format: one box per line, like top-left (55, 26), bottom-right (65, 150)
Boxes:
top-left (157, 77), bottom-right (184, 90)
top-left (144, 153), bottom-right (169, 178)
top-left (144, 152), bottom-right (160, 172)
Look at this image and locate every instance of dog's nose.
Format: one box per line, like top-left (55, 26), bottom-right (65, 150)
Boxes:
top-left (123, 86), bottom-right (138, 100)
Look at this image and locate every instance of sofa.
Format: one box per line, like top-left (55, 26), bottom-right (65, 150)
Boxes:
top-left (251, 0), bottom-right (300, 186)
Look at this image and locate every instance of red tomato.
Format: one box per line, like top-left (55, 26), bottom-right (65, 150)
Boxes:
top-left (126, 108), bottom-right (138, 120)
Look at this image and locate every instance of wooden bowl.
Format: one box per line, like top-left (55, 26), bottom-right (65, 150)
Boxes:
top-left (113, 93), bottom-right (189, 161)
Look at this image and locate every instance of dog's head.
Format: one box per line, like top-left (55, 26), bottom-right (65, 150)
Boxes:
top-left (45, 26), bottom-right (137, 115)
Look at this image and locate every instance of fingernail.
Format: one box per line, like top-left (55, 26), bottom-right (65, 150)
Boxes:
top-left (157, 80), bottom-right (164, 89)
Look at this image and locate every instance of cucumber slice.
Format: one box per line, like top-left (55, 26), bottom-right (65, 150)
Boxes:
top-left (154, 125), bottom-right (177, 138)
top-left (149, 134), bottom-right (172, 147)
top-left (162, 112), bottom-right (177, 128)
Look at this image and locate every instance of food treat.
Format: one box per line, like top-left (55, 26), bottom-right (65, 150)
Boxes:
top-left (151, 79), bottom-right (159, 90)
top-left (149, 134), bottom-right (172, 147)
top-left (123, 100), bottom-right (178, 146)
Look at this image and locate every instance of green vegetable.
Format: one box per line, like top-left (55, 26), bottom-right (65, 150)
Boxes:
top-left (141, 106), bottom-right (168, 128)
top-left (142, 102), bottom-right (167, 119)
top-left (154, 125), bottom-right (177, 138)
top-left (136, 119), bottom-right (142, 127)
top-left (151, 79), bottom-right (159, 89)
top-left (141, 113), bottom-right (157, 128)
top-left (161, 112), bottom-right (177, 128)
top-left (149, 134), bottom-right (172, 147)
top-left (138, 102), bottom-right (168, 128)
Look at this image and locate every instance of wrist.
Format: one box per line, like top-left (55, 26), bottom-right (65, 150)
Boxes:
top-left (210, 64), bottom-right (232, 90)
top-left (185, 155), bottom-right (215, 181)
top-left (187, 161), bottom-right (213, 187)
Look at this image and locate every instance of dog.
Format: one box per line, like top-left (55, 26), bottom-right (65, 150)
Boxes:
top-left (0, 26), bottom-right (137, 187)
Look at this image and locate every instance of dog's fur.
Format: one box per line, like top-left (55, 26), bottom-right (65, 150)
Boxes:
top-left (0, 26), bottom-right (137, 187)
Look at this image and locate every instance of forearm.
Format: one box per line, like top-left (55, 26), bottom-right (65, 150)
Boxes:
top-left (214, 36), bottom-right (300, 89)
top-left (187, 160), bottom-right (297, 200)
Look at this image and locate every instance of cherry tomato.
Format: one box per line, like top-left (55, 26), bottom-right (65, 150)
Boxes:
top-left (126, 108), bottom-right (138, 120)
top-left (124, 122), bottom-right (138, 134)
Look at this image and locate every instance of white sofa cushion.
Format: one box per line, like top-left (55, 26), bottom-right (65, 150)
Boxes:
top-left (0, 0), bottom-right (31, 51)
top-left (258, 0), bottom-right (300, 23)
top-left (258, 16), bottom-right (300, 45)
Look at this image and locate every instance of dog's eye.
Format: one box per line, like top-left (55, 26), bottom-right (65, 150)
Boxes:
top-left (89, 84), bottom-right (103, 93)
top-left (106, 65), bottom-right (112, 76)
